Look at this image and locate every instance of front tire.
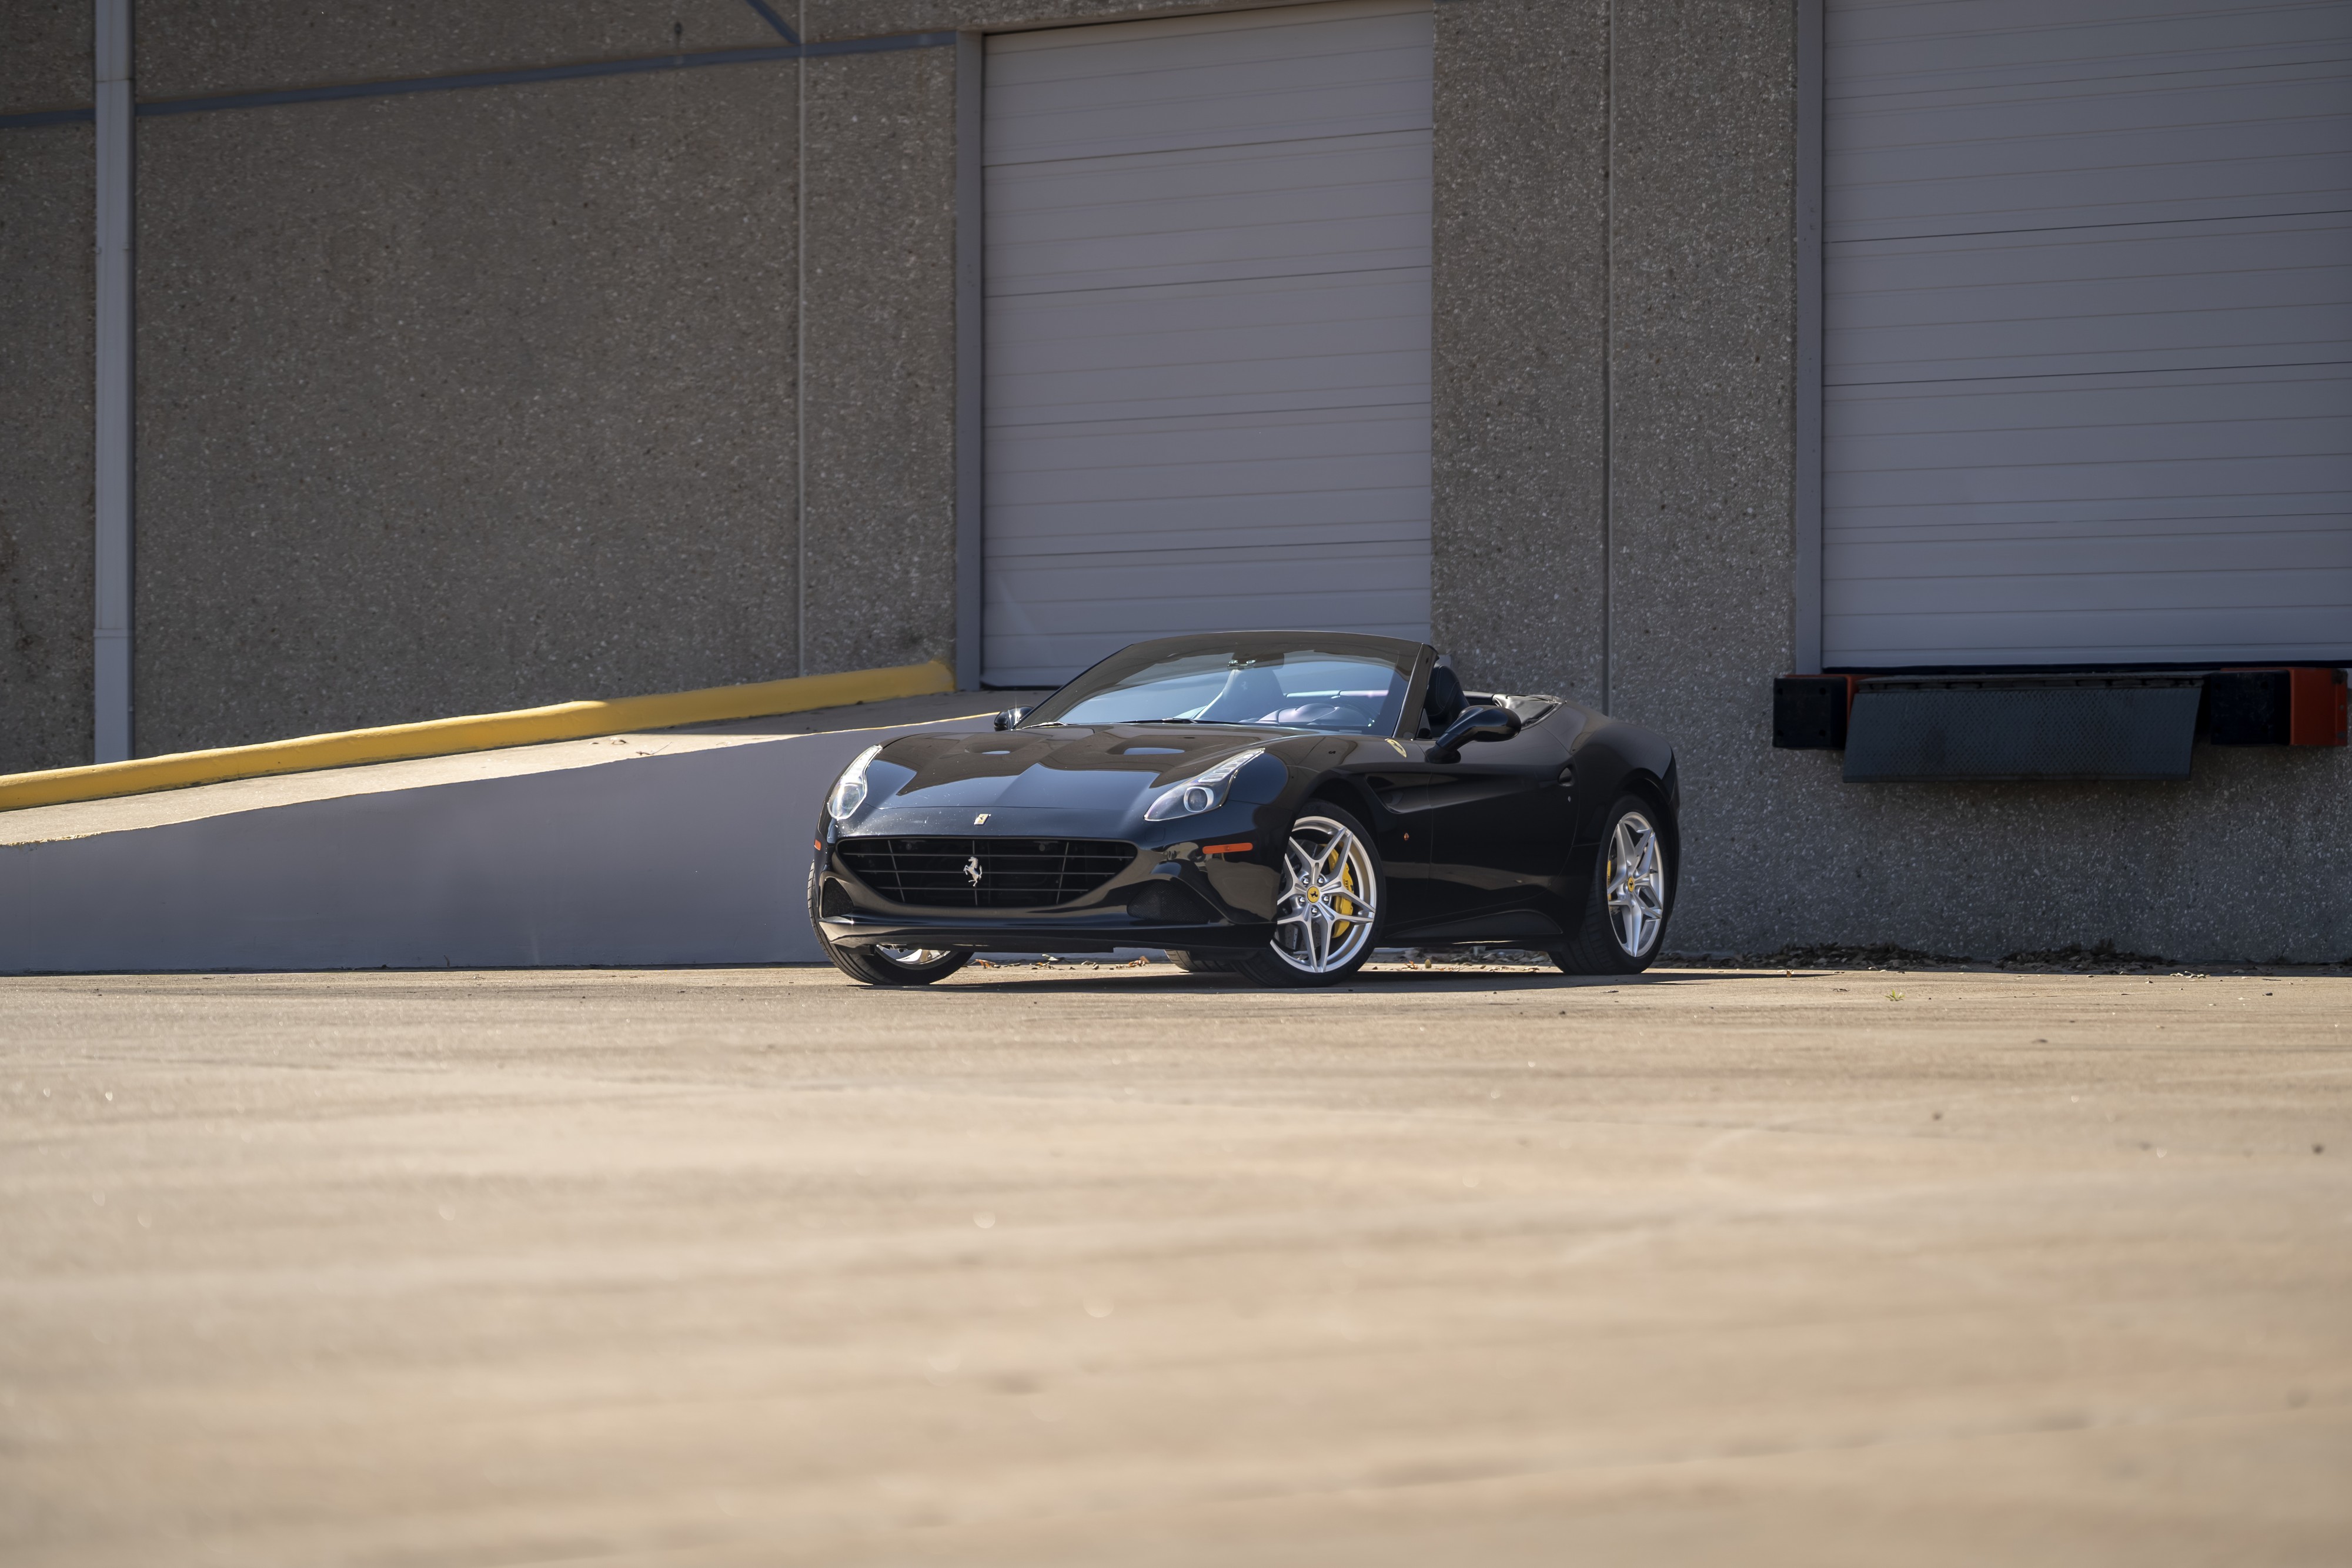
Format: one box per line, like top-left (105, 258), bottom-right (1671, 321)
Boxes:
top-left (811, 847), bottom-right (973, 985)
top-left (824, 942), bottom-right (973, 987)
top-left (1554, 796), bottom-right (1672, 975)
top-left (1234, 806), bottom-right (1384, 988)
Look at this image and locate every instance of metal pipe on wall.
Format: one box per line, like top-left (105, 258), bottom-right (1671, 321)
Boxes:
top-left (93, 0), bottom-right (134, 762)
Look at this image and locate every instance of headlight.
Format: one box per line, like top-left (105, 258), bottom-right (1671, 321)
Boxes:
top-left (1144, 747), bottom-right (1264, 823)
top-left (827, 743), bottom-right (886, 823)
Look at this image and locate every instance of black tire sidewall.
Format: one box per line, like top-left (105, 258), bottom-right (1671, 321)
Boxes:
top-left (1555, 794), bottom-right (1673, 975)
top-left (811, 840), bottom-right (971, 985)
top-left (832, 943), bottom-right (973, 986)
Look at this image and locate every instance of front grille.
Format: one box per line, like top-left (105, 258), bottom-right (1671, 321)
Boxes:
top-left (837, 837), bottom-right (1134, 910)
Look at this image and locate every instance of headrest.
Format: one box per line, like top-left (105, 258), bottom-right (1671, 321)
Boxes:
top-left (1424, 664), bottom-right (1466, 730)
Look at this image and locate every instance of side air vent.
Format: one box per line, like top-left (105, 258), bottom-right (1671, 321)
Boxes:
top-left (1126, 879), bottom-right (1212, 925)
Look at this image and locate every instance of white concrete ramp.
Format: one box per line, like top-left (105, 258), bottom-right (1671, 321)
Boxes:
top-left (0, 694), bottom-right (1025, 973)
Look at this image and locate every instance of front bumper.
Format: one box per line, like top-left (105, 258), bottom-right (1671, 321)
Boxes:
top-left (819, 914), bottom-right (1278, 954)
top-left (813, 824), bottom-right (1281, 954)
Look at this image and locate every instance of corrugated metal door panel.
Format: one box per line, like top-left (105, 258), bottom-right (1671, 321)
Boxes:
top-left (1828, 218), bottom-right (2352, 383)
top-left (985, 4), bottom-right (1434, 164)
top-left (987, 274), bottom-right (1431, 426)
top-left (1822, 0), bottom-right (2352, 667)
top-left (1825, 607), bottom-right (2352, 669)
top-left (984, 0), bottom-right (1432, 688)
top-left (1829, 376), bottom-right (2352, 478)
top-left (986, 138), bottom-right (1432, 297)
top-left (1830, 529), bottom-right (2348, 581)
top-left (1831, 69), bottom-right (2351, 239)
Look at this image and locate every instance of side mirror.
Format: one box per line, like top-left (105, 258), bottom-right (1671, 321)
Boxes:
top-left (994, 707), bottom-right (1031, 731)
top-left (1428, 704), bottom-right (1521, 763)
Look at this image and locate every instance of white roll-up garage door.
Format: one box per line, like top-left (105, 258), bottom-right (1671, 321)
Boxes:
top-left (1823, 0), bottom-right (2352, 668)
top-left (981, 0), bottom-right (1434, 687)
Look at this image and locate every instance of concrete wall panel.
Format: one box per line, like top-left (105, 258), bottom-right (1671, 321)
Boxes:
top-left (1429, 0), bottom-right (1608, 705)
top-left (799, 44), bottom-right (961, 677)
top-left (133, 64), bottom-right (799, 754)
top-left (1750, 748), bottom-right (2352, 965)
top-left (0, 125), bottom-right (96, 773)
top-left (136, 0), bottom-right (784, 100)
top-left (1606, 0), bottom-right (1802, 955)
top-left (1, 0), bottom-right (89, 114)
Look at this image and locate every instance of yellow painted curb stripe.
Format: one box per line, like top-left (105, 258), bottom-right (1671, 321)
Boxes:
top-left (0, 658), bottom-right (957, 814)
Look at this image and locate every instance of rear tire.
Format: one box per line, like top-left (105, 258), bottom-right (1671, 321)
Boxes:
top-left (1165, 950), bottom-right (1237, 974)
top-left (824, 942), bottom-right (973, 987)
top-left (1233, 805), bottom-right (1384, 988)
top-left (1553, 796), bottom-right (1673, 975)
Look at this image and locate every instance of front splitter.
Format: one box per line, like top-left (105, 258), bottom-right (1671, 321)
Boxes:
top-left (818, 917), bottom-right (1276, 955)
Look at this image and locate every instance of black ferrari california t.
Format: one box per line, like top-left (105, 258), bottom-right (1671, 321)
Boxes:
top-left (810, 631), bottom-right (1678, 987)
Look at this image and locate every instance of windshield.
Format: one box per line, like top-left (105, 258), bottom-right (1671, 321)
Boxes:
top-left (1025, 634), bottom-right (1419, 736)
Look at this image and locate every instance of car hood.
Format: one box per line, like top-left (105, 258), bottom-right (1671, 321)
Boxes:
top-left (859, 725), bottom-right (1293, 816)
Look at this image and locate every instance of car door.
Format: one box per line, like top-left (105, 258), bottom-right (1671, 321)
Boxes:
top-left (1410, 717), bottom-right (1579, 939)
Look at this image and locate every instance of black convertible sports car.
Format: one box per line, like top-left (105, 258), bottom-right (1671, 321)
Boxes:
top-left (810, 631), bottom-right (1679, 987)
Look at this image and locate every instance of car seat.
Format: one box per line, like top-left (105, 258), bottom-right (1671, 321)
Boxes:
top-left (1198, 664), bottom-right (1288, 724)
top-left (1423, 664), bottom-right (1466, 734)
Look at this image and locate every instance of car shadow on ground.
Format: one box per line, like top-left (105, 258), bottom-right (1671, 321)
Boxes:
top-left (937, 965), bottom-right (1811, 995)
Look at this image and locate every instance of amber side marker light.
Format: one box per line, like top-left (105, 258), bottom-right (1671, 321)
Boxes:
top-left (1201, 842), bottom-right (1254, 856)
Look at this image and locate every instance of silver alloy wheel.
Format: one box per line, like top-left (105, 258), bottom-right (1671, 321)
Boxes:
top-left (877, 946), bottom-right (952, 965)
top-left (1271, 815), bottom-right (1379, 975)
top-left (1606, 811), bottom-right (1667, 957)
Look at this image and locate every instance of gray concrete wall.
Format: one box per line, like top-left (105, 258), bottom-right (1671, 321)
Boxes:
top-left (1602, 0), bottom-right (1807, 955)
top-left (1429, 0), bottom-right (1610, 710)
top-left (136, 0), bottom-right (785, 99)
top-left (1745, 749), bottom-right (2352, 965)
top-left (799, 42), bottom-right (961, 678)
top-left (0, 1), bottom-right (88, 114)
top-left (132, 11), bottom-right (802, 754)
top-left (0, 5), bottom-right (96, 773)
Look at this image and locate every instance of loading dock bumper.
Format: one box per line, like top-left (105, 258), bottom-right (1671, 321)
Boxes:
top-left (1772, 668), bottom-right (2347, 781)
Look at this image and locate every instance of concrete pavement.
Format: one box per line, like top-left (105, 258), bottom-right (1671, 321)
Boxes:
top-left (2, 962), bottom-right (2347, 1565)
